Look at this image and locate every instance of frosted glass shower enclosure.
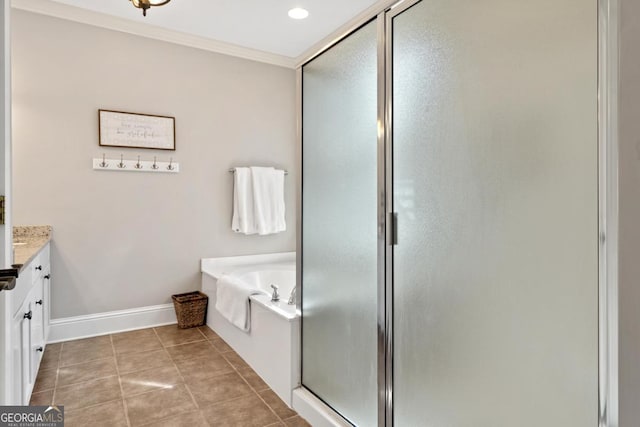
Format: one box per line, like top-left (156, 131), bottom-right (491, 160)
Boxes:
top-left (300, 0), bottom-right (601, 426)
top-left (301, 20), bottom-right (379, 427)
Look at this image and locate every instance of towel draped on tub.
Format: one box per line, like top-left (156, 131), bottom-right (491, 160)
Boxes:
top-left (215, 274), bottom-right (269, 332)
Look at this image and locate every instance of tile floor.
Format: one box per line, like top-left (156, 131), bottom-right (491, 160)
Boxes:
top-left (30, 325), bottom-right (311, 427)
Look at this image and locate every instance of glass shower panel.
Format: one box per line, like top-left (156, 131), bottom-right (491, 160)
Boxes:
top-left (392, 1), bottom-right (598, 426)
top-left (301, 21), bottom-right (378, 427)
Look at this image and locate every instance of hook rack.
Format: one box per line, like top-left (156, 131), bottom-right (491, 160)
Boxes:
top-left (93, 154), bottom-right (179, 174)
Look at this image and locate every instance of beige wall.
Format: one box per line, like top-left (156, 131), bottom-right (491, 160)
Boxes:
top-left (11, 11), bottom-right (296, 318)
top-left (619, 0), bottom-right (640, 424)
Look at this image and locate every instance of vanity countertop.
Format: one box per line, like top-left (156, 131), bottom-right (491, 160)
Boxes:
top-left (13, 225), bottom-right (52, 270)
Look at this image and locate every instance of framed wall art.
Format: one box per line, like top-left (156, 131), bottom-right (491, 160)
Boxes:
top-left (98, 109), bottom-right (176, 151)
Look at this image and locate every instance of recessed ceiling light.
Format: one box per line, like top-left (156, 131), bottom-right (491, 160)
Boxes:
top-left (288, 7), bottom-right (309, 20)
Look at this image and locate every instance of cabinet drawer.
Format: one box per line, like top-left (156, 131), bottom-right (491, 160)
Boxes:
top-left (30, 244), bottom-right (50, 284)
top-left (30, 254), bottom-right (44, 281)
top-left (9, 268), bottom-right (32, 318)
top-left (39, 244), bottom-right (50, 270)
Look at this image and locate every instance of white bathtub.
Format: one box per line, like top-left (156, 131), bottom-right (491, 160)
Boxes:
top-left (200, 252), bottom-right (299, 406)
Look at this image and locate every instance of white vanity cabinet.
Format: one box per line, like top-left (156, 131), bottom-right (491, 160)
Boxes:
top-left (2, 242), bottom-right (51, 405)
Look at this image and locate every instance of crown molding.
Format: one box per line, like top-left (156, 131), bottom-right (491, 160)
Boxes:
top-left (11, 0), bottom-right (297, 69)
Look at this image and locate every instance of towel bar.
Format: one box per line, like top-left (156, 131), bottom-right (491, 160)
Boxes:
top-left (229, 168), bottom-right (288, 175)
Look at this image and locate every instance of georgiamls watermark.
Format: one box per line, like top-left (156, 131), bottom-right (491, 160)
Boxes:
top-left (0, 406), bottom-right (64, 427)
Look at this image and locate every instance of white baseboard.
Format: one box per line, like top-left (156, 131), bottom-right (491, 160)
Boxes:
top-left (48, 304), bottom-right (177, 343)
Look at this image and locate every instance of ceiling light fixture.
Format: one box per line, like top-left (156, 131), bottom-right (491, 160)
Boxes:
top-left (129, 0), bottom-right (171, 17)
top-left (288, 7), bottom-right (309, 20)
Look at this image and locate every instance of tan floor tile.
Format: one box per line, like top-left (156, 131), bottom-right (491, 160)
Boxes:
top-left (60, 336), bottom-right (114, 367)
top-left (185, 371), bottom-right (252, 408)
top-left (40, 347), bottom-right (61, 371)
top-left (222, 351), bottom-right (250, 370)
top-left (65, 399), bottom-right (127, 427)
top-left (54, 376), bottom-right (121, 411)
top-left (112, 329), bottom-right (163, 354)
top-left (197, 326), bottom-right (220, 340)
top-left (259, 390), bottom-right (296, 420)
top-left (61, 335), bottom-right (111, 351)
top-left (283, 416), bottom-right (312, 427)
top-left (121, 365), bottom-right (183, 397)
top-left (210, 338), bottom-right (234, 353)
top-left (201, 394), bottom-right (279, 427)
top-left (237, 367), bottom-right (270, 392)
top-left (175, 352), bottom-right (234, 381)
top-left (264, 423), bottom-right (286, 427)
top-left (45, 342), bottom-right (62, 353)
top-left (125, 384), bottom-right (197, 426)
top-left (116, 348), bottom-right (173, 375)
top-left (139, 410), bottom-right (208, 427)
top-left (57, 357), bottom-right (117, 387)
top-left (32, 368), bottom-right (57, 393)
top-left (29, 390), bottom-right (53, 406)
top-left (154, 325), bottom-right (205, 347)
top-left (166, 341), bottom-right (215, 362)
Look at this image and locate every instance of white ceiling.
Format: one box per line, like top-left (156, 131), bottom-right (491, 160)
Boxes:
top-left (45, 0), bottom-right (381, 59)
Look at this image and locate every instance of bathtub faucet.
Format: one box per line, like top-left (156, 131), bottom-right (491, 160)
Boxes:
top-left (288, 287), bottom-right (296, 305)
top-left (270, 284), bottom-right (280, 302)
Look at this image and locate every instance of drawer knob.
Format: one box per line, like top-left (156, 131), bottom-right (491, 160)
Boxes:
top-left (44, 274), bottom-right (51, 280)
top-left (36, 346), bottom-right (43, 352)
top-left (24, 311), bottom-right (32, 320)
top-left (35, 265), bottom-right (42, 271)
top-left (35, 300), bottom-right (43, 306)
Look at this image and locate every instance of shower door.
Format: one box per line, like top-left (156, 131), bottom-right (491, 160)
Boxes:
top-left (390, 0), bottom-right (599, 426)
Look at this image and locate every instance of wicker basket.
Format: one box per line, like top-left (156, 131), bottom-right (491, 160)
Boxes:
top-left (171, 291), bottom-right (208, 329)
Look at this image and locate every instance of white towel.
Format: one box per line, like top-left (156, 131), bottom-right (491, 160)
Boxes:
top-left (250, 167), bottom-right (286, 235)
top-left (231, 167), bottom-right (256, 234)
top-left (215, 274), bottom-right (269, 332)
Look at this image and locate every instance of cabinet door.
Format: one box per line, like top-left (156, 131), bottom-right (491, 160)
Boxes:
top-left (42, 268), bottom-right (51, 343)
top-left (31, 278), bottom-right (44, 379)
top-left (15, 296), bottom-right (33, 405)
top-left (21, 307), bottom-right (31, 405)
top-left (9, 308), bottom-right (23, 405)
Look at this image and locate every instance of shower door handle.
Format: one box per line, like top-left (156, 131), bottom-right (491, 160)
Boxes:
top-left (389, 212), bottom-right (398, 246)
